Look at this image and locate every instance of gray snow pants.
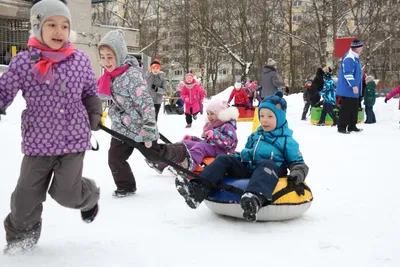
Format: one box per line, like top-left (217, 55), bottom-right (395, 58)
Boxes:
top-left (4, 152), bottom-right (99, 244)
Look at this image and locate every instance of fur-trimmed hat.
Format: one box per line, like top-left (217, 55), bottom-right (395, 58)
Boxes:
top-left (98, 30), bottom-right (128, 68)
top-left (206, 99), bottom-right (239, 122)
top-left (258, 91), bottom-right (287, 128)
top-left (30, 0), bottom-right (74, 44)
top-left (351, 39), bottom-right (363, 48)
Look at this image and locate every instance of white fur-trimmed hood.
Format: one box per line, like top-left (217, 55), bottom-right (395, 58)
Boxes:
top-left (217, 106), bottom-right (239, 122)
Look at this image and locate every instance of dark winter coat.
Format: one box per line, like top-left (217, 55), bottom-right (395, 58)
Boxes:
top-left (303, 88), bottom-right (311, 103)
top-left (309, 68), bottom-right (324, 105)
top-left (364, 81), bottom-right (376, 106)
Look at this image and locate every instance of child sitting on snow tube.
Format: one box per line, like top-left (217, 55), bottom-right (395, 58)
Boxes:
top-left (146, 99), bottom-right (239, 174)
top-left (175, 91), bottom-right (310, 222)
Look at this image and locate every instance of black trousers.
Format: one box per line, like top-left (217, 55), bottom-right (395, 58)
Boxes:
top-left (319, 103), bottom-right (338, 125)
top-left (338, 97), bottom-right (359, 131)
top-left (185, 107), bottom-right (199, 125)
top-left (154, 104), bottom-right (161, 122)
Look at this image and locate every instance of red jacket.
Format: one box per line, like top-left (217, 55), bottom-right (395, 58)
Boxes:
top-left (228, 88), bottom-right (248, 105)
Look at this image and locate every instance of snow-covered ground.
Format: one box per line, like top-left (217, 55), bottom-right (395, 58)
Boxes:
top-left (1, 89), bottom-right (399, 267)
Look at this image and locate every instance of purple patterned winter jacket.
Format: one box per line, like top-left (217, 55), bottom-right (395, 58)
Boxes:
top-left (0, 48), bottom-right (102, 156)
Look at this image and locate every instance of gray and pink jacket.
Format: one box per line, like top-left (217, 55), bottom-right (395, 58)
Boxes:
top-left (0, 49), bottom-right (102, 156)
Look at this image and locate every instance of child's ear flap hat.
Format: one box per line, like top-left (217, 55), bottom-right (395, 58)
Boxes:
top-left (98, 30), bottom-right (128, 68)
top-left (258, 91), bottom-right (287, 128)
top-left (30, 0), bottom-right (76, 44)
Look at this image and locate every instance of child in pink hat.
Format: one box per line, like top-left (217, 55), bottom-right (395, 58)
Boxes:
top-left (146, 99), bottom-right (239, 174)
top-left (181, 73), bottom-right (205, 128)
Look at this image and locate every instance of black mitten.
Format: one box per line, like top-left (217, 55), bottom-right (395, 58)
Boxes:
top-left (288, 163), bottom-right (309, 185)
top-left (82, 96), bottom-right (102, 131)
top-left (151, 84), bottom-right (158, 92)
top-left (0, 108), bottom-right (5, 115)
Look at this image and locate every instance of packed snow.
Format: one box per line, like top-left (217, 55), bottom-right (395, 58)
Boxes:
top-left (0, 89), bottom-right (399, 266)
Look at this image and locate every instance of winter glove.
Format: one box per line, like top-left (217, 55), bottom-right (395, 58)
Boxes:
top-left (0, 108), bottom-right (6, 115)
top-left (183, 134), bottom-right (192, 141)
top-left (82, 96), bottom-right (102, 131)
top-left (288, 163), bottom-right (309, 185)
top-left (151, 84), bottom-right (159, 92)
top-left (384, 98), bottom-right (388, 103)
top-left (204, 130), bottom-right (214, 140)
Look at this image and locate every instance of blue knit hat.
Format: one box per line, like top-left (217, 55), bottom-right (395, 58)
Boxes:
top-left (351, 39), bottom-right (363, 48)
top-left (258, 91), bottom-right (287, 128)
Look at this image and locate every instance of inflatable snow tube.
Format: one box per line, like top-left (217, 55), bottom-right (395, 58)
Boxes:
top-left (204, 177), bottom-right (313, 221)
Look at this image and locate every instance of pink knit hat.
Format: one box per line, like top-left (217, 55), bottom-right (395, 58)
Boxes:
top-left (206, 99), bottom-right (229, 115)
top-left (186, 73), bottom-right (194, 79)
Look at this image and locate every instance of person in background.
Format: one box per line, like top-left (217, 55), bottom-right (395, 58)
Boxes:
top-left (301, 80), bottom-right (312, 120)
top-left (364, 75), bottom-right (376, 124)
top-left (145, 58), bottom-right (169, 121)
top-left (336, 39), bottom-right (364, 134)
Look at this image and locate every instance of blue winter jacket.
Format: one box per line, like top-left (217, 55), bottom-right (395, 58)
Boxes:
top-left (336, 49), bottom-right (362, 98)
top-left (239, 123), bottom-right (304, 171)
top-left (320, 73), bottom-right (336, 105)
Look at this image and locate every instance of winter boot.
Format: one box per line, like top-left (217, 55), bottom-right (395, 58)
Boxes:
top-left (193, 114), bottom-right (197, 120)
top-left (348, 126), bottom-right (363, 132)
top-left (175, 177), bottom-right (210, 209)
top-left (112, 188), bottom-right (136, 198)
top-left (167, 166), bottom-right (178, 176)
top-left (174, 142), bottom-right (194, 178)
top-left (240, 192), bottom-right (263, 222)
top-left (315, 122), bottom-right (324, 126)
top-left (81, 203), bottom-right (99, 223)
top-left (338, 129), bottom-right (350, 134)
top-left (145, 159), bottom-right (168, 174)
top-left (3, 237), bottom-right (38, 255)
top-left (185, 124), bottom-right (192, 128)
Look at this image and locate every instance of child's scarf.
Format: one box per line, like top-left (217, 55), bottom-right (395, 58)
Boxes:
top-left (27, 37), bottom-right (75, 86)
top-left (202, 120), bottom-right (225, 138)
top-left (97, 65), bottom-right (130, 98)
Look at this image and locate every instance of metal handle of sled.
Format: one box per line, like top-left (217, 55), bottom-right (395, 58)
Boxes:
top-left (98, 124), bottom-right (308, 200)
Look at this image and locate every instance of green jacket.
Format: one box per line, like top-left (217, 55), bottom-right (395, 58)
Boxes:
top-left (364, 81), bottom-right (376, 106)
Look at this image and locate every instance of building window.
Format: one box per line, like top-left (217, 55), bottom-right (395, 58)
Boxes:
top-left (293, 15), bottom-right (302, 22)
top-left (293, 1), bottom-right (302, 6)
top-left (174, 70), bottom-right (183, 76)
top-left (219, 69), bottom-right (227, 75)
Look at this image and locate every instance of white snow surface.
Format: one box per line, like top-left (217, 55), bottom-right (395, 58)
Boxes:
top-left (1, 90), bottom-right (399, 266)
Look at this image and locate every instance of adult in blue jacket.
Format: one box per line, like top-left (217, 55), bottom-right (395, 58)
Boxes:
top-left (336, 39), bottom-right (364, 134)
